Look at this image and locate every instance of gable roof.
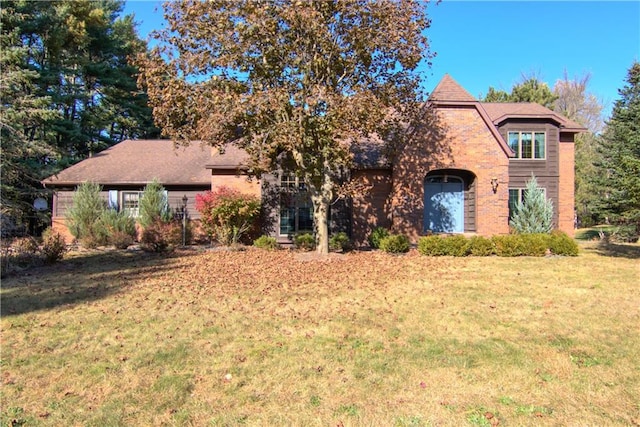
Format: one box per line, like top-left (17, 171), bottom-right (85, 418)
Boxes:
top-left (480, 102), bottom-right (586, 132)
top-left (429, 74), bottom-right (477, 102)
top-left (42, 139), bottom-right (212, 186)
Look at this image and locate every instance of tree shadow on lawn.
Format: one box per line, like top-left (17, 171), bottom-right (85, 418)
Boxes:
top-left (585, 242), bottom-right (640, 259)
top-left (1, 248), bottom-right (200, 317)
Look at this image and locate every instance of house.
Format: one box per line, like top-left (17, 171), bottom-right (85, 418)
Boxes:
top-left (42, 139), bottom-right (213, 242)
top-left (43, 75), bottom-right (584, 245)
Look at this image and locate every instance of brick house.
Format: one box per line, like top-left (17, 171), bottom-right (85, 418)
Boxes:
top-left (43, 75), bottom-right (584, 245)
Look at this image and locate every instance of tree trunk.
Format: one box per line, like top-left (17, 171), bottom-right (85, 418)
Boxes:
top-left (311, 166), bottom-right (333, 255)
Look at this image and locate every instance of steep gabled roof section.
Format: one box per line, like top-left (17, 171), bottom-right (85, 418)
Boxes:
top-left (429, 74), bottom-right (477, 102)
top-left (481, 102), bottom-right (586, 132)
top-left (42, 139), bottom-right (212, 186)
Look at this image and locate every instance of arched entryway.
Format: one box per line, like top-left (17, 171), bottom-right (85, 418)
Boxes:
top-left (424, 170), bottom-right (476, 233)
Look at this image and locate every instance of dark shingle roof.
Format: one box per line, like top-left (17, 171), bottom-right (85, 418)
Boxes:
top-left (429, 74), bottom-right (476, 102)
top-left (42, 139), bottom-right (212, 186)
top-left (481, 102), bottom-right (586, 132)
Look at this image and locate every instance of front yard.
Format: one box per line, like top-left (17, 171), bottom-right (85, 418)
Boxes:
top-left (1, 242), bottom-right (639, 426)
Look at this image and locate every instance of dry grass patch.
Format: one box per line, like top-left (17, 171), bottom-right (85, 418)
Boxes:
top-left (1, 244), bottom-right (639, 426)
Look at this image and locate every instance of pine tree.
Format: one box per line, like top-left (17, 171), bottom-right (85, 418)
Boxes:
top-left (594, 62), bottom-right (640, 235)
top-left (509, 175), bottom-right (554, 234)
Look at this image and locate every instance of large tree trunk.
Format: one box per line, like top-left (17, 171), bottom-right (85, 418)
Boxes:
top-left (310, 164), bottom-right (334, 255)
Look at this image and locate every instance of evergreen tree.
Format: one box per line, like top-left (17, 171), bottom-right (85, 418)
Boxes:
top-left (594, 62), bottom-right (640, 235)
top-left (483, 75), bottom-right (558, 108)
top-left (509, 175), bottom-right (554, 234)
top-left (138, 179), bottom-right (171, 228)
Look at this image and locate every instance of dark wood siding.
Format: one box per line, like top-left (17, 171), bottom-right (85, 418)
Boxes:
top-left (499, 119), bottom-right (562, 228)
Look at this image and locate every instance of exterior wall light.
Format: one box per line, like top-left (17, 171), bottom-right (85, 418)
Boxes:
top-left (491, 178), bottom-right (499, 194)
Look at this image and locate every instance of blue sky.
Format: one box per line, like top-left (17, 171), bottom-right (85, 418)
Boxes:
top-left (123, 1), bottom-right (639, 118)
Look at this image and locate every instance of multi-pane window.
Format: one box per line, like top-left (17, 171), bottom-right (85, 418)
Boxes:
top-left (122, 192), bottom-right (142, 217)
top-left (508, 187), bottom-right (547, 220)
top-left (279, 175), bottom-right (313, 235)
top-left (508, 131), bottom-right (546, 159)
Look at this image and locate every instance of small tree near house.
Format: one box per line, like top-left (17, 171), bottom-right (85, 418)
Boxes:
top-left (195, 186), bottom-right (261, 246)
top-left (510, 175), bottom-right (554, 234)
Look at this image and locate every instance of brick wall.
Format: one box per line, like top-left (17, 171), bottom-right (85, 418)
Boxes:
top-left (391, 105), bottom-right (510, 241)
top-left (210, 172), bottom-right (261, 197)
top-left (351, 169), bottom-right (393, 246)
top-left (558, 140), bottom-right (576, 236)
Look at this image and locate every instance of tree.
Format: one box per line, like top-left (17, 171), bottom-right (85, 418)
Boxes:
top-left (138, 0), bottom-right (433, 254)
top-left (139, 179), bottom-right (171, 228)
top-left (509, 175), bottom-right (554, 234)
top-left (483, 75), bottom-right (558, 108)
top-left (66, 181), bottom-right (108, 247)
top-left (594, 62), bottom-right (640, 235)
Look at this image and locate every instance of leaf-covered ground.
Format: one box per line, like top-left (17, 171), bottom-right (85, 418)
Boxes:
top-left (2, 245), bottom-right (639, 426)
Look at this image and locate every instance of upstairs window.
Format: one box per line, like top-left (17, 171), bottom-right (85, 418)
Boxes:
top-left (508, 131), bottom-right (546, 159)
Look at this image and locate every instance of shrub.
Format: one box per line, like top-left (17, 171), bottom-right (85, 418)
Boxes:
top-left (98, 209), bottom-right (137, 249)
top-left (523, 233), bottom-right (550, 256)
top-left (140, 220), bottom-right (181, 252)
top-left (41, 228), bottom-right (66, 264)
top-left (440, 235), bottom-right (470, 256)
top-left (66, 181), bottom-right (108, 247)
top-left (417, 235), bottom-right (446, 256)
top-left (379, 234), bottom-right (410, 254)
top-left (195, 186), bottom-right (261, 245)
top-left (139, 179), bottom-right (172, 228)
top-left (368, 226), bottom-right (389, 249)
top-left (510, 175), bottom-right (554, 234)
top-left (294, 232), bottom-right (316, 251)
top-left (329, 232), bottom-right (351, 252)
top-left (548, 230), bottom-right (579, 256)
top-left (467, 235), bottom-right (495, 256)
top-left (492, 235), bottom-right (526, 257)
top-left (253, 235), bottom-right (279, 250)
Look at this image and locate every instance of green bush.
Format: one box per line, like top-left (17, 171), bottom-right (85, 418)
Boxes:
top-left (253, 235), bottom-right (279, 250)
top-left (66, 181), bottom-right (109, 247)
top-left (368, 226), bottom-right (389, 249)
top-left (492, 235), bottom-right (526, 257)
top-left (140, 220), bottom-right (181, 252)
top-left (467, 235), bottom-right (495, 256)
top-left (329, 232), bottom-right (351, 252)
top-left (379, 234), bottom-right (410, 254)
top-left (510, 175), bottom-right (554, 234)
top-left (98, 209), bottom-right (137, 249)
top-left (139, 179), bottom-right (172, 228)
top-left (294, 233), bottom-right (316, 251)
top-left (41, 228), bottom-right (67, 264)
top-left (523, 233), bottom-right (550, 257)
top-left (417, 235), bottom-right (446, 256)
top-left (548, 230), bottom-right (579, 256)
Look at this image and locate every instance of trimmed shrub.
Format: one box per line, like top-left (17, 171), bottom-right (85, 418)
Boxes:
top-left (195, 186), bottom-right (261, 245)
top-left (379, 234), bottom-right (410, 254)
top-left (139, 179), bottom-right (172, 228)
top-left (492, 235), bottom-right (526, 257)
top-left (294, 232), bottom-right (316, 251)
top-left (548, 230), bottom-right (579, 256)
top-left (523, 233), bottom-right (550, 257)
top-left (41, 228), bottom-right (66, 264)
top-left (140, 220), bottom-right (182, 252)
top-left (467, 235), bottom-right (495, 256)
top-left (368, 226), bottom-right (389, 249)
top-left (66, 181), bottom-right (109, 248)
top-left (253, 235), bottom-right (279, 250)
top-left (417, 235), bottom-right (446, 256)
top-left (329, 232), bottom-right (351, 252)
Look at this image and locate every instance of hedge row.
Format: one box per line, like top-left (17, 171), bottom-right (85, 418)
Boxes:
top-left (417, 231), bottom-right (579, 257)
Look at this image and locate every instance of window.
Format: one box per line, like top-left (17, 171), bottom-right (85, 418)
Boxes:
top-left (122, 192), bottom-right (142, 217)
top-left (279, 175), bottom-right (313, 235)
top-left (508, 131), bottom-right (546, 159)
top-left (508, 187), bottom-right (546, 220)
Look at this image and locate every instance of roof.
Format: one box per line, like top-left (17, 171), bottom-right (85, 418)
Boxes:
top-left (480, 102), bottom-right (586, 132)
top-left (206, 144), bottom-right (250, 170)
top-left (429, 74), bottom-right (477, 102)
top-left (42, 139), bottom-right (212, 186)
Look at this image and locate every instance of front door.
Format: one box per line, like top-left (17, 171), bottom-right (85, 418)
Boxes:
top-left (424, 177), bottom-right (464, 233)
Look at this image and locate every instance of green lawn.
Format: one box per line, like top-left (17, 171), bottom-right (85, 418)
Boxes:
top-left (1, 242), bottom-right (639, 426)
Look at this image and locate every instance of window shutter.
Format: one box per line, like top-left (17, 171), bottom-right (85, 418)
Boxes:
top-left (108, 190), bottom-right (119, 210)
